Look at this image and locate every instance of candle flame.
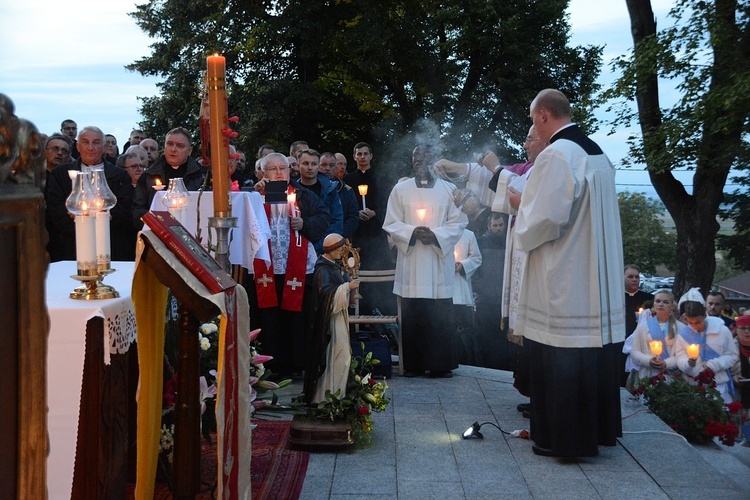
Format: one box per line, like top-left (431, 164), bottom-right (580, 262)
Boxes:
top-left (155, 179), bottom-right (162, 186)
top-left (287, 192), bottom-right (296, 204)
top-left (358, 184), bottom-right (368, 196)
top-left (686, 343), bottom-right (700, 359)
top-left (81, 201), bottom-right (88, 212)
top-left (649, 340), bottom-right (663, 357)
top-left (416, 208), bottom-right (427, 221)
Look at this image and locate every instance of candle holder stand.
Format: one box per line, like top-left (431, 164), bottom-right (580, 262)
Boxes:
top-left (69, 268), bottom-right (119, 300)
top-left (208, 216), bottom-right (238, 273)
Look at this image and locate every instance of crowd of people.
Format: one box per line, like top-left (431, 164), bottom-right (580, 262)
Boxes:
top-left (41, 87), bottom-right (750, 458)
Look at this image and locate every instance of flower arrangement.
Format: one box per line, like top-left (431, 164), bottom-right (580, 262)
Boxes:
top-left (304, 346), bottom-right (391, 447)
top-left (159, 305), bottom-right (290, 466)
top-left (634, 370), bottom-right (743, 445)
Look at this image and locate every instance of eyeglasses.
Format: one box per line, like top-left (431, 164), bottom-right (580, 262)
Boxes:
top-left (737, 326), bottom-right (750, 332)
top-left (46, 146), bottom-right (71, 155)
top-left (262, 166), bottom-right (286, 173)
top-left (125, 165), bottom-right (144, 171)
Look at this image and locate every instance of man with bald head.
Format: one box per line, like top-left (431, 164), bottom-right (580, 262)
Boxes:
top-left (304, 233), bottom-right (360, 403)
top-left (512, 89), bottom-right (625, 458)
top-left (45, 125), bottom-right (134, 261)
top-left (140, 138), bottom-right (160, 167)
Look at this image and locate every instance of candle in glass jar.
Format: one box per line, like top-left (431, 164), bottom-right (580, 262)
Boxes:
top-left (686, 343), bottom-right (700, 359)
top-left (153, 178), bottom-right (164, 190)
top-left (75, 214), bottom-right (97, 275)
top-left (649, 340), bottom-right (663, 357)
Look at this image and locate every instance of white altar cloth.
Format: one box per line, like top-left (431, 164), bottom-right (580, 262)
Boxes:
top-left (150, 190), bottom-right (271, 268)
top-left (46, 260), bottom-right (137, 499)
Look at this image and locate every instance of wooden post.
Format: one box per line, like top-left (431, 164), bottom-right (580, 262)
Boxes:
top-left (173, 305), bottom-right (201, 499)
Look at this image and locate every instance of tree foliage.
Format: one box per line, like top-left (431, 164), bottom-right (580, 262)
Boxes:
top-left (603, 0), bottom-right (750, 295)
top-left (127, 0), bottom-right (601, 173)
top-left (618, 191), bottom-right (676, 274)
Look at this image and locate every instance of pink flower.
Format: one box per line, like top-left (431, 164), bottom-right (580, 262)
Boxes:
top-left (253, 354), bottom-right (273, 364)
top-left (249, 328), bottom-right (262, 341)
top-left (231, 180), bottom-right (240, 192)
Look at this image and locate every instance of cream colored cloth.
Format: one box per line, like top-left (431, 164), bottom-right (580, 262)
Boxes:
top-left (133, 231), bottom-right (252, 499)
top-left (383, 178), bottom-right (467, 299)
top-left (513, 140), bottom-right (625, 348)
top-left (312, 282), bottom-right (353, 403)
top-left (452, 229), bottom-right (482, 306)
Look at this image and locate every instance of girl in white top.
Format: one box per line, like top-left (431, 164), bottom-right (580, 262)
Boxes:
top-left (630, 291), bottom-right (684, 379)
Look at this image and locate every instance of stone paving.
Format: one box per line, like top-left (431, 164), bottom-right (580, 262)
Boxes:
top-left (298, 365), bottom-right (750, 499)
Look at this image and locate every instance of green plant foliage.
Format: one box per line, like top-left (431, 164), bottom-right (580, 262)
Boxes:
top-left (127, 0), bottom-right (602, 165)
top-left (618, 191), bottom-right (676, 274)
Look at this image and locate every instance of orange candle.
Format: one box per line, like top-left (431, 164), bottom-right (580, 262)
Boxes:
top-left (207, 53), bottom-right (230, 216)
top-left (649, 340), bottom-right (663, 357)
top-left (686, 343), bottom-right (700, 359)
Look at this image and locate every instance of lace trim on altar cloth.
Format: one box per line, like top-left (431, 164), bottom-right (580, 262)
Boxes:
top-left (104, 303), bottom-right (137, 365)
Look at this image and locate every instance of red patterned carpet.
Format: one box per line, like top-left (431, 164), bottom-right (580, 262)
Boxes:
top-left (128, 419), bottom-right (309, 499)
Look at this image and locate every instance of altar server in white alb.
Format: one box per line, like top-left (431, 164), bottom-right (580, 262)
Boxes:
top-left (451, 228), bottom-right (483, 365)
top-left (516, 89), bottom-right (625, 457)
top-left (383, 144), bottom-right (467, 378)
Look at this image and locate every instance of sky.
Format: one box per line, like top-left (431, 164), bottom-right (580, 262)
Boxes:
top-left (0, 0), bottom-right (731, 198)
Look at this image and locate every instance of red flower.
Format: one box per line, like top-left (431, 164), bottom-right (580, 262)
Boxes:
top-left (228, 116), bottom-right (239, 123)
top-left (358, 405), bottom-right (370, 416)
top-left (694, 367), bottom-right (715, 385)
top-left (726, 401), bottom-right (743, 415)
top-left (368, 378), bottom-right (377, 386)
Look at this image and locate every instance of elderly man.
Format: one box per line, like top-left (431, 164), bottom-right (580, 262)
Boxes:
top-left (45, 126), bottom-right (134, 261)
top-left (383, 144), bottom-right (467, 378)
top-left (132, 127), bottom-right (204, 229)
top-left (322, 152), bottom-right (358, 240)
top-left (140, 138), bottom-right (160, 167)
top-left (510, 89), bottom-right (625, 457)
top-left (250, 153), bottom-right (331, 377)
top-left (125, 144), bottom-right (149, 169)
top-left (333, 152), bottom-right (347, 180)
top-left (304, 233), bottom-right (359, 404)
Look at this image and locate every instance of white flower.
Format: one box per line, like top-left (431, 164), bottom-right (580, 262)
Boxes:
top-left (200, 323), bottom-right (218, 335)
top-left (200, 337), bottom-right (211, 351)
top-left (199, 376), bottom-right (217, 415)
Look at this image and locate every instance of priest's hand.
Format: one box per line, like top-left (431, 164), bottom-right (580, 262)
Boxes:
top-left (413, 226), bottom-right (437, 245)
top-left (359, 208), bottom-right (376, 221)
top-left (482, 151), bottom-right (501, 173)
top-left (290, 215), bottom-right (303, 231)
top-left (349, 279), bottom-right (360, 290)
top-left (509, 187), bottom-right (522, 210)
top-left (253, 178), bottom-right (268, 195)
top-left (434, 159), bottom-right (467, 176)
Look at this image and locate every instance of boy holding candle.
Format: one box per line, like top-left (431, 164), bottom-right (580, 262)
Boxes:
top-left (675, 292), bottom-right (738, 403)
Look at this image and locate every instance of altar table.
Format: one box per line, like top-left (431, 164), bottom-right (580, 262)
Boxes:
top-left (46, 261), bottom-right (137, 499)
top-left (150, 190), bottom-right (271, 268)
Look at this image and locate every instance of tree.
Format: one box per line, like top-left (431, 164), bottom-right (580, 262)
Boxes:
top-left (605, 0), bottom-right (750, 296)
top-left (618, 191), bottom-right (675, 274)
top-left (127, 0), bottom-right (602, 170)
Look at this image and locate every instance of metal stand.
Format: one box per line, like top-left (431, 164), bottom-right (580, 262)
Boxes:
top-left (69, 268), bottom-right (119, 300)
top-left (208, 216), bottom-right (238, 273)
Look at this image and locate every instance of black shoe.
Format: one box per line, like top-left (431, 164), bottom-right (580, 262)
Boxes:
top-left (403, 370), bottom-right (424, 378)
top-left (532, 444), bottom-right (557, 457)
top-left (516, 403), bottom-right (531, 412)
top-left (522, 409), bottom-right (531, 419)
top-left (429, 370), bottom-right (453, 378)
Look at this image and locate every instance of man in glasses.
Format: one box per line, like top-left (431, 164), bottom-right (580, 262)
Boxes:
top-left (44, 134), bottom-right (72, 175)
top-left (117, 152), bottom-right (145, 187)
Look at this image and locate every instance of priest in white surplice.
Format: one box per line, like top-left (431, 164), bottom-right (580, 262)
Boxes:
top-left (383, 145), bottom-right (467, 378)
top-left (516, 89), bottom-right (625, 457)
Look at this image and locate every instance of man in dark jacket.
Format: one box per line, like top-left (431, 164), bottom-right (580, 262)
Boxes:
top-left (249, 153), bottom-right (331, 376)
top-left (131, 127), bottom-right (204, 229)
top-left (45, 126), bottom-right (134, 261)
top-left (292, 149), bottom-right (343, 252)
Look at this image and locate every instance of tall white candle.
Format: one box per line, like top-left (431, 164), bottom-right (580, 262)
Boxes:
top-left (95, 210), bottom-right (111, 272)
top-left (75, 214), bottom-right (97, 275)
